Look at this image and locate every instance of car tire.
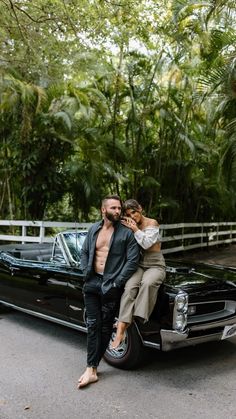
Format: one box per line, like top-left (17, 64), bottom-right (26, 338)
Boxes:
top-left (103, 322), bottom-right (143, 370)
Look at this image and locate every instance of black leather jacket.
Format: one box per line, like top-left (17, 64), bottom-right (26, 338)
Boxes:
top-left (81, 220), bottom-right (140, 293)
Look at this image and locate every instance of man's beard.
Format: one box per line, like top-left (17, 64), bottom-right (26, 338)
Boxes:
top-left (105, 211), bottom-right (120, 223)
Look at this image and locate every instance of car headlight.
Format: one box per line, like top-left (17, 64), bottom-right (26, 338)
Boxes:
top-left (173, 290), bottom-right (188, 332)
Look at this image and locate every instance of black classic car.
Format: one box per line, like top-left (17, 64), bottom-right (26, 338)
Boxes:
top-left (0, 230), bottom-right (236, 369)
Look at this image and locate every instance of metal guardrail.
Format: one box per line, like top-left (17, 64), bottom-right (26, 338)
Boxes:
top-left (0, 220), bottom-right (236, 254)
top-left (0, 220), bottom-right (90, 244)
top-left (161, 222), bottom-right (236, 254)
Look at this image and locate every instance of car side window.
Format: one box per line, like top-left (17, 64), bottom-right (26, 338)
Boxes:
top-left (51, 239), bottom-right (66, 264)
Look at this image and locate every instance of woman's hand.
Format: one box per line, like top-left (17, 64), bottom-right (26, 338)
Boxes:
top-left (121, 217), bottom-right (138, 232)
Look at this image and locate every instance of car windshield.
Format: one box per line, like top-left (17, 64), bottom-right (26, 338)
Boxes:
top-left (62, 231), bottom-right (87, 263)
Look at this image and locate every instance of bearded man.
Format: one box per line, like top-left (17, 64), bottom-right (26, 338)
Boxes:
top-left (78, 195), bottom-right (140, 388)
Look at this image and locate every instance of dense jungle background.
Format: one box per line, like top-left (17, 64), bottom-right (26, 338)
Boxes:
top-left (0, 0), bottom-right (236, 223)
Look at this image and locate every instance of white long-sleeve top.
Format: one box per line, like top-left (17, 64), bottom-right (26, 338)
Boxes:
top-left (134, 226), bottom-right (161, 250)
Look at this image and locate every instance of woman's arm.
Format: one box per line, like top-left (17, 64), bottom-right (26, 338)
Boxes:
top-left (134, 227), bottom-right (161, 249)
top-left (121, 217), bottom-right (161, 249)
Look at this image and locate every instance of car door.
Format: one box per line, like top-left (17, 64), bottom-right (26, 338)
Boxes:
top-left (0, 253), bottom-right (69, 320)
top-left (66, 267), bottom-right (85, 326)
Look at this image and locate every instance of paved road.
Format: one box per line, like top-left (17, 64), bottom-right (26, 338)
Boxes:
top-left (1, 314), bottom-right (236, 419)
top-left (1, 245), bottom-right (236, 419)
top-left (173, 244), bottom-right (236, 267)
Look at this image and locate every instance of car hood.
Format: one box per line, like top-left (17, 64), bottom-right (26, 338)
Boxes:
top-left (165, 260), bottom-right (236, 294)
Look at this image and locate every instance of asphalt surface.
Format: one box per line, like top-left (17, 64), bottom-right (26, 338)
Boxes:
top-left (0, 244), bottom-right (236, 419)
top-left (1, 310), bottom-right (236, 419)
top-left (172, 243), bottom-right (236, 267)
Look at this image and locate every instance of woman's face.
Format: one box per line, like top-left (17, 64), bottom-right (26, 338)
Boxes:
top-left (125, 207), bottom-right (142, 224)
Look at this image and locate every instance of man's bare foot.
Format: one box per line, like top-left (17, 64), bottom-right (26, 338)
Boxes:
top-left (77, 367), bottom-right (98, 389)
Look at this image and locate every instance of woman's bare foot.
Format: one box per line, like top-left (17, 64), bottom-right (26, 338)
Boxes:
top-left (111, 333), bottom-right (125, 349)
top-left (111, 321), bottom-right (129, 349)
top-left (77, 367), bottom-right (98, 389)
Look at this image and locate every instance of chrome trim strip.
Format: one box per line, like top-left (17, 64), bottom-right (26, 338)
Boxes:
top-left (142, 340), bottom-right (161, 350)
top-left (190, 315), bottom-right (236, 331)
top-left (133, 320), bottom-right (147, 345)
top-left (69, 305), bottom-right (82, 311)
top-left (132, 321), bottom-right (161, 349)
top-left (0, 300), bottom-right (87, 333)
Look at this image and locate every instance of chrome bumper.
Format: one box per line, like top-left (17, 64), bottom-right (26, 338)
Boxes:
top-left (161, 315), bottom-right (236, 351)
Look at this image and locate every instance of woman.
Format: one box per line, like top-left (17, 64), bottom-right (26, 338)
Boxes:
top-left (111, 199), bottom-right (166, 350)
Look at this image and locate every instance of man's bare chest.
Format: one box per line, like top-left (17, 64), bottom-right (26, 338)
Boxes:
top-left (96, 228), bottom-right (114, 250)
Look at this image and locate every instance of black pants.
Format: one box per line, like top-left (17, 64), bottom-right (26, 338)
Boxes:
top-left (83, 275), bottom-right (121, 368)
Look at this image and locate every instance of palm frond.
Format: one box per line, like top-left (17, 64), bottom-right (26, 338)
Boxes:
top-left (53, 111), bottom-right (72, 132)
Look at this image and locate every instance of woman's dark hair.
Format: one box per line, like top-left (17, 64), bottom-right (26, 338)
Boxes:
top-left (123, 199), bottom-right (141, 212)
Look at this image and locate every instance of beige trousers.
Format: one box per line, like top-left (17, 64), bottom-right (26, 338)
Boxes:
top-left (118, 252), bottom-right (166, 324)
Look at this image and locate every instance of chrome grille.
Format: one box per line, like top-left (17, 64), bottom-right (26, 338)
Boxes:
top-left (193, 301), bottom-right (225, 315)
top-left (187, 300), bottom-right (236, 324)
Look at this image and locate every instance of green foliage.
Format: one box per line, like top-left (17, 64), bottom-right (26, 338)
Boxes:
top-left (0, 0), bottom-right (236, 222)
